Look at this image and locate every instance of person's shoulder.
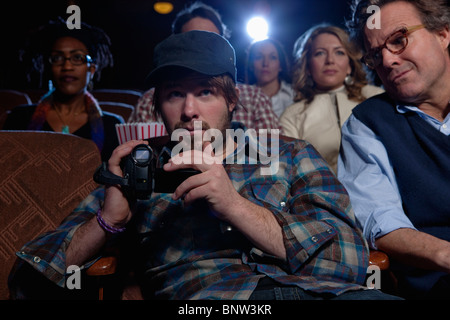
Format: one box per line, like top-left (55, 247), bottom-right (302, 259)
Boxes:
top-left (236, 83), bottom-right (268, 101)
top-left (280, 80), bottom-right (295, 95)
top-left (274, 134), bottom-right (331, 170)
top-left (141, 87), bottom-right (155, 100)
top-left (358, 90), bottom-right (392, 108)
top-left (280, 99), bottom-right (307, 118)
top-left (276, 133), bottom-right (310, 152)
top-left (353, 91), bottom-right (396, 121)
top-left (236, 83), bottom-right (256, 92)
top-left (361, 84), bottom-right (385, 98)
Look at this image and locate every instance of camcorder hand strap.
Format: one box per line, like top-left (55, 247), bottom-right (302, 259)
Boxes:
top-left (93, 162), bottom-right (139, 205)
top-left (93, 162), bottom-right (129, 187)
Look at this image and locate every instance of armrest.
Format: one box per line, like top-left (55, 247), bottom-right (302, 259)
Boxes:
top-left (369, 250), bottom-right (390, 271)
top-left (86, 256), bottom-right (117, 276)
top-left (85, 256), bottom-right (119, 300)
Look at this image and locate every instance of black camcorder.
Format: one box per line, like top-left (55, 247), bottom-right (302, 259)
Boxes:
top-left (94, 143), bottom-right (199, 201)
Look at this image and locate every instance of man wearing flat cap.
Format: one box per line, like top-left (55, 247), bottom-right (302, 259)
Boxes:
top-left (9, 31), bottom-right (399, 300)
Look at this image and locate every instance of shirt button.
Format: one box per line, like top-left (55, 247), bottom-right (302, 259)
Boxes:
top-left (311, 236), bottom-right (318, 243)
top-left (326, 228), bottom-right (333, 234)
top-left (33, 256), bottom-right (41, 263)
top-left (443, 124), bottom-right (447, 129)
top-left (220, 224), bottom-right (233, 233)
top-left (280, 201), bottom-right (286, 207)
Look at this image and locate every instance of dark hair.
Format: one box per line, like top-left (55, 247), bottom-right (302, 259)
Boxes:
top-left (20, 17), bottom-right (113, 86)
top-left (244, 38), bottom-right (292, 85)
top-left (347, 0), bottom-right (450, 54)
top-left (172, 1), bottom-right (231, 38)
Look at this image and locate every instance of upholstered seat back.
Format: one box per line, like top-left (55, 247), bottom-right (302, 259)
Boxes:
top-left (0, 131), bottom-right (101, 299)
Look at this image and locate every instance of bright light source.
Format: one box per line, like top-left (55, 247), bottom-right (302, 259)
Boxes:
top-left (246, 17), bottom-right (269, 41)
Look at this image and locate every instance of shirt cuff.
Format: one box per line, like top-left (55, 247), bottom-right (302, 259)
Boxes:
top-left (365, 207), bottom-right (417, 249)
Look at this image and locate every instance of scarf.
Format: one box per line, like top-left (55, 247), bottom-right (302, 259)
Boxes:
top-left (27, 90), bottom-right (104, 152)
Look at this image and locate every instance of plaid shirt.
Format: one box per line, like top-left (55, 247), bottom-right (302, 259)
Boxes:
top-left (128, 84), bottom-right (282, 132)
top-left (11, 131), bottom-right (369, 299)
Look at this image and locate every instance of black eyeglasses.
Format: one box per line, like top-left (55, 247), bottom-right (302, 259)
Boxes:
top-left (48, 53), bottom-right (93, 66)
top-left (362, 24), bottom-right (425, 69)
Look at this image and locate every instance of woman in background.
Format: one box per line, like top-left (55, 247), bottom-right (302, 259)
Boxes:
top-left (4, 17), bottom-right (122, 161)
top-left (279, 24), bottom-right (383, 173)
top-left (245, 38), bottom-right (294, 118)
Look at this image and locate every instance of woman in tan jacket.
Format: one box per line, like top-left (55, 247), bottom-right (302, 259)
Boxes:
top-left (280, 24), bottom-right (383, 173)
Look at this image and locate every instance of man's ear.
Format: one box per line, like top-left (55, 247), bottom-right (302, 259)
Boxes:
top-left (437, 25), bottom-right (450, 53)
top-left (228, 86), bottom-right (240, 113)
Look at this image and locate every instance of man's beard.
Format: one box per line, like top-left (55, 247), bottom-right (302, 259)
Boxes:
top-left (172, 111), bottom-right (231, 153)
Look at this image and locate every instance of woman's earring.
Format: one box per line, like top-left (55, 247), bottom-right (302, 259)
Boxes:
top-left (344, 74), bottom-right (354, 86)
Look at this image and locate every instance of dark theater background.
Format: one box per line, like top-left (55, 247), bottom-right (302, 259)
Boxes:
top-left (0, 0), bottom-right (351, 92)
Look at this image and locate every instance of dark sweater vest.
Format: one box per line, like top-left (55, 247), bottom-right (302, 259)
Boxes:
top-left (352, 93), bottom-right (450, 297)
top-left (353, 93), bottom-right (450, 240)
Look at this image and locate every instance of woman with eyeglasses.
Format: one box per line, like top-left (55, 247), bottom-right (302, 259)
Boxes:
top-left (279, 23), bottom-right (384, 173)
top-left (3, 17), bottom-right (122, 161)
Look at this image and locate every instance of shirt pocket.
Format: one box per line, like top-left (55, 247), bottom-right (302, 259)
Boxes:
top-left (248, 181), bottom-right (289, 212)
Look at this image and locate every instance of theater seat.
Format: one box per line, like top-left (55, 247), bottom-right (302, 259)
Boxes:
top-left (0, 90), bottom-right (32, 129)
top-left (0, 131), bottom-right (101, 299)
top-left (92, 89), bottom-right (142, 106)
top-left (99, 101), bottom-right (134, 122)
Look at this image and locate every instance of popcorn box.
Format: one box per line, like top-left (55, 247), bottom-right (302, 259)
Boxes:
top-left (115, 122), bottom-right (168, 144)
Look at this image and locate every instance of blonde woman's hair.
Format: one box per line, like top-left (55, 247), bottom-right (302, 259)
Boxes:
top-left (292, 23), bottom-right (368, 103)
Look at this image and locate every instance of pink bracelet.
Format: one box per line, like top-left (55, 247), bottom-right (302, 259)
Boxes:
top-left (96, 208), bottom-right (126, 233)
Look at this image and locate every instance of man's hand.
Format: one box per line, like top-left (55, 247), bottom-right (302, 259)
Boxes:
top-left (165, 146), bottom-right (242, 221)
top-left (66, 140), bottom-right (147, 267)
top-left (164, 143), bottom-right (286, 259)
top-left (102, 139), bottom-right (148, 228)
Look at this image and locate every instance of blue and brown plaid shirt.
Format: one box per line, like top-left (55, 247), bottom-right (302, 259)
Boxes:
top-left (11, 125), bottom-right (369, 299)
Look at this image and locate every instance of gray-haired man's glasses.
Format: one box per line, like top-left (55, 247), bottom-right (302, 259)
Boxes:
top-left (362, 24), bottom-right (425, 69)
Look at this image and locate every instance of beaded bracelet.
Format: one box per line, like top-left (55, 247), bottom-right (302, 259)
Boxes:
top-left (96, 208), bottom-right (126, 234)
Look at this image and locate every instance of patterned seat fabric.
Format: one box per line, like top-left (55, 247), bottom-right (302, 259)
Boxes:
top-left (0, 131), bottom-right (101, 299)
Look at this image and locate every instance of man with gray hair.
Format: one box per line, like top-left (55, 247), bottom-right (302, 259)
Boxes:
top-left (339, 0), bottom-right (450, 298)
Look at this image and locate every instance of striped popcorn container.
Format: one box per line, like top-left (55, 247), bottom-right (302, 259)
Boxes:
top-left (115, 122), bottom-right (168, 144)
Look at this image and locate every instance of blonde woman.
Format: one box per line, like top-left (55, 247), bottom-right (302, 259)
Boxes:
top-left (279, 24), bottom-right (383, 173)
